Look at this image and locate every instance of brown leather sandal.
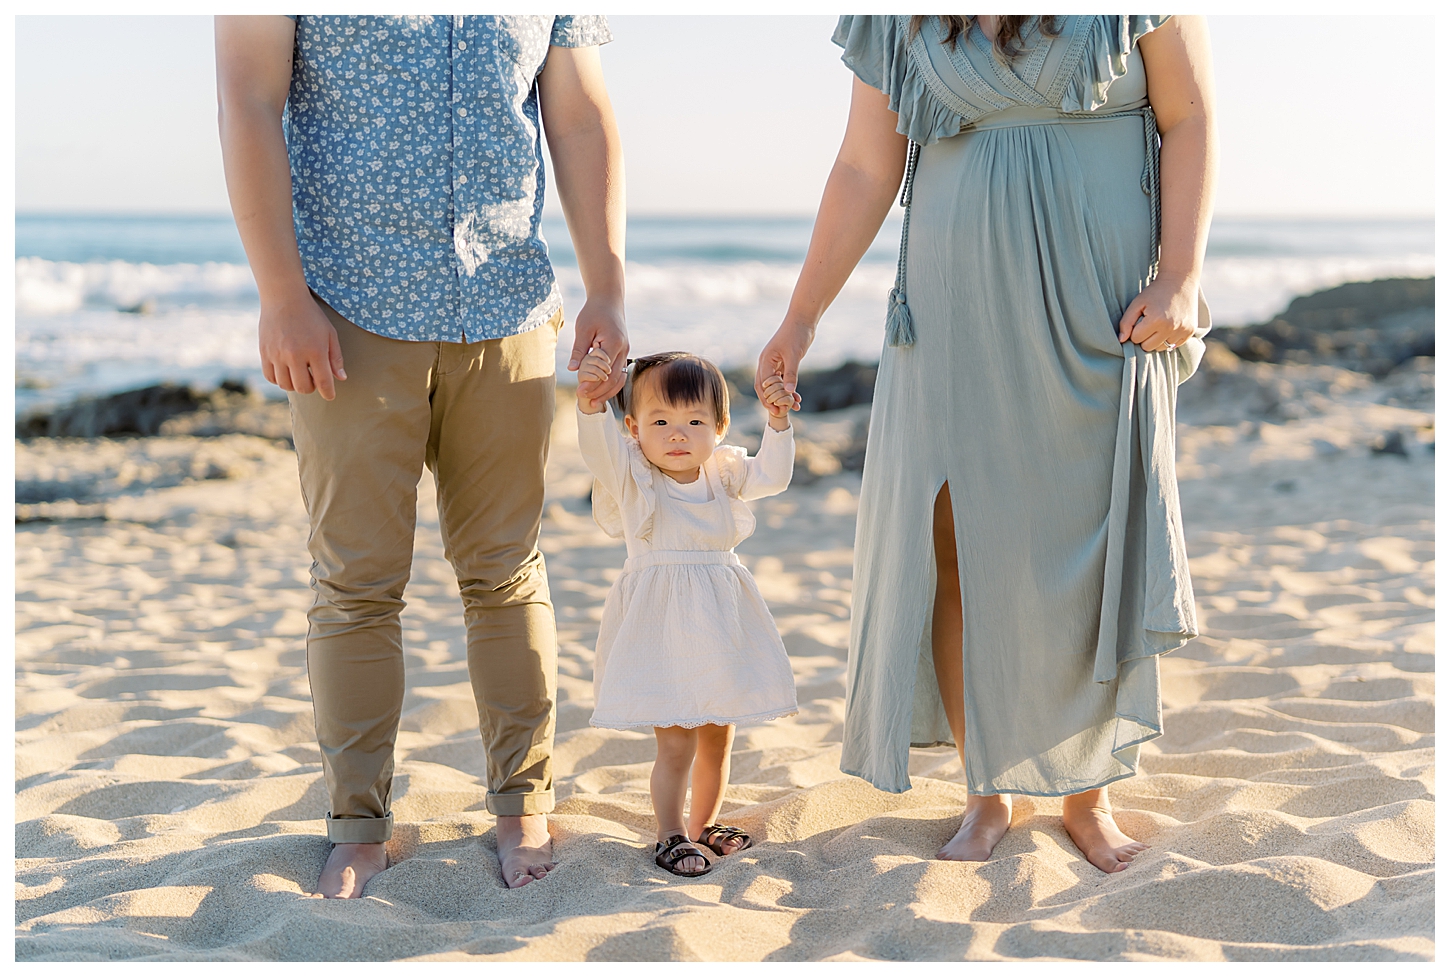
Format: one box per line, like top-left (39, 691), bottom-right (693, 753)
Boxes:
top-left (696, 824), bottom-right (754, 857)
top-left (654, 835), bottom-right (712, 877)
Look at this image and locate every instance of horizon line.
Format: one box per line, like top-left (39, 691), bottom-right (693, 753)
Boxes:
top-left (15, 209), bottom-right (1438, 223)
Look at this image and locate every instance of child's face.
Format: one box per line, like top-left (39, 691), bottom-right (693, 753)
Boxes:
top-left (625, 382), bottom-right (724, 482)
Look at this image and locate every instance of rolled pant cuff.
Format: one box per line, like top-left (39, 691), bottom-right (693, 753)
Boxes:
top-left (326, 812), bottom-right (394, 844)
top-left (486, 789), bottom-right (555, 817)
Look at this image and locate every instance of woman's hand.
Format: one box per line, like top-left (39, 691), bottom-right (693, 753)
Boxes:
top-left (755, 321), bottom-right (812, 415)
top-left (1118, 275), bottom-right (1198, 352)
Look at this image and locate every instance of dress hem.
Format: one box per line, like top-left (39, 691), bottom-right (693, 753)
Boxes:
top-left (841, 761), bottom-right (1149, 800)
top-left (590, 706), bottom-right (799, 731)
top-left (855, 711), bottom-right (1165, 798)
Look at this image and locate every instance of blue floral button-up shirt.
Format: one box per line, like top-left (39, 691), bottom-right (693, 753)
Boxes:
top-left (284, 15), bottom-right (612, 343)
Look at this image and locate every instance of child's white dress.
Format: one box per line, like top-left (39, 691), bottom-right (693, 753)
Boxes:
top-left (577, 405), bottom-right (799, 730)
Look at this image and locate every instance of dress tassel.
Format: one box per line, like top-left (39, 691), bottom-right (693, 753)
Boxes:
top-left (885, 287), bottom-right (915, 347)
top-left (885, 141), bottom-right (922, 349)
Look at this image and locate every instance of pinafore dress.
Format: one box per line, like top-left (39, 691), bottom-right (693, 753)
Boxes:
top-left (579, 408), bottom-right (799, 730)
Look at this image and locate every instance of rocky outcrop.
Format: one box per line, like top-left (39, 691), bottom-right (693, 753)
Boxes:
top-left (1217, 277), bottom-right (1433, 377)
top-left (723, 361), bottom-right (879, 416)
top-left (16, 380), bottom-right (292, 441)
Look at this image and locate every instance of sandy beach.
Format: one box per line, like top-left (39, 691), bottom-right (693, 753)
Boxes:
top-left (14, 347), bottom-right (1434, 960)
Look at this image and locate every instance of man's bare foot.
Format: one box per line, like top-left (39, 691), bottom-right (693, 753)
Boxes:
top-left (497, 814), bottom-right (554, 889)
top-left (316, 842), bottom-right (389, 898)
top-left (937, 793), bottom-right (1013, 861)
top-left (1062, 789), bottom-right (1147, 873)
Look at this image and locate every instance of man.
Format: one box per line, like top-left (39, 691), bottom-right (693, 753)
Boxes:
top-left (215, 14), bottom-right (627, 898)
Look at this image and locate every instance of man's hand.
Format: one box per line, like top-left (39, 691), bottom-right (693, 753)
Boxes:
top-left (1117, 275), bottom-right (1199, 353)
top-left (259, 293), bottom-right (347, 400)
top-left (570, 297), bottom-right (628, 407)
top-left (575, 347), bottom-right (614, 414)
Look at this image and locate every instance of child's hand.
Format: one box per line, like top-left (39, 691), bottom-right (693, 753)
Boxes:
top-left (759, 374), bottom-right (798, 431)
top-left (576, 347), bottom-right (614, 414)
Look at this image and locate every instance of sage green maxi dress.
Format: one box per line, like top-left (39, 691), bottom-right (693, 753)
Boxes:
top-left (836, 15), bottom-right (1211, 797)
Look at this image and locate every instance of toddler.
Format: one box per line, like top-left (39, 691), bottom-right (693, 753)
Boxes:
top-left (576, 348), bottom-right (799, 877)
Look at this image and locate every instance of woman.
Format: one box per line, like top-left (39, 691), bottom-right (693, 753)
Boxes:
top-left (756, 15), bottom-right (1215, 873)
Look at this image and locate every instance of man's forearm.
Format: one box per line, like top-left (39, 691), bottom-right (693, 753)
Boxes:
top-left (219, 102), bottom-right (310, 307)
top-left (549, 119), bottom-right (626, 305)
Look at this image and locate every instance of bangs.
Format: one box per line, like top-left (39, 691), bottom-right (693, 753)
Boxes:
top-left (618, 352), bottom-right (730, 428)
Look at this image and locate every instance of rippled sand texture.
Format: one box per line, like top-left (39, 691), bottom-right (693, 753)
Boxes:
top-left (15, 390), bottom-right (1433, 961)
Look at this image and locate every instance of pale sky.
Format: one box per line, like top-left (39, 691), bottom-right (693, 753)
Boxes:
top-left (13, 14), bottom-right (1436, 217)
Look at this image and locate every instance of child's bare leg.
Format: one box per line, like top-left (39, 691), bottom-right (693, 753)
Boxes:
top-left (687, 723), bottom-right (745, 851)
top-left (652, 726), bottom-right (706, 873)
top-left (1062, 787), bottom-right (1147, 873)
top-left (316, 843), bottom-right (389, 898)
top-left (931, 483), bottom-right (1013, 861)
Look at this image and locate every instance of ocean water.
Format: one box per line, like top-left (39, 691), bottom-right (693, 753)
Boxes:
top-left (13, 212), bottom-right (1434, 417)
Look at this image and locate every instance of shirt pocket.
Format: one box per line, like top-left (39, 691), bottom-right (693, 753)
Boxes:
top-left (495, 15), bottom-right (552, 75)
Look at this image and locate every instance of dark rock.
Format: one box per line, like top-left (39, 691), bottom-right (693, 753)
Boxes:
top-left (1281, 277), bottom-right (1434, 330)
top-left (722, 361), bottom-right (878, 414)
top-left (118, 298), bottom-right (157, 315)
top-left (1370, 431), bottom-right (1409, 458)
top-left (16, 478), bottom-right (100, 505)
top-left (1220, 277), bottom-right (1433, 377)
top-left (796, 361), bottom-right (878, 413)
top-left (16, 381), bottom-right (262, 440)
top-left (18, 383), bottom-right (207, 438)
top-left (1377, 356), bottom-right (1434, 410)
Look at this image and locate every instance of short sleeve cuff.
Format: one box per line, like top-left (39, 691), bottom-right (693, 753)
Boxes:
top-left (551, 14), bottom-right (612, 48)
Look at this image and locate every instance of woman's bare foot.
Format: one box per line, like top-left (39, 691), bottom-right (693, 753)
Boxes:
top-left (937, 793), bottom-right (1013, 861)
top-left (316, 842), bottom-right (389, 898)
top-left (1061, 789), bottom-right (1147, 873)
top-left (497, 814), bottom-right (554, 889)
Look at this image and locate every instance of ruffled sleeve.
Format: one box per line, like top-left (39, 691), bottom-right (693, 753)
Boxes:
top-left (832, 15), bottom-right (967, 146)
top-left (716, 425), bottom-right (795, 502)
top-left (1059, 15), bottom-right (1169, 113)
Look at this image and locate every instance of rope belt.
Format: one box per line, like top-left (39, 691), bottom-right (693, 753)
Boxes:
top-left (884, 106), bottom-right (1162, 348)
top-left (623, 550), bottom-right (742, 572)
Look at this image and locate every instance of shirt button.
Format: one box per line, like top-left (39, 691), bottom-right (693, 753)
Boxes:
top-left (457, 40), bottom-right (466, 50)
top-left (457, 107), bottom-right (468, 117)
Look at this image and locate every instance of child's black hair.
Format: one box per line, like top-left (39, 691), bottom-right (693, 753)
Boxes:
top-left (612, 352), bottom-right (730, 431)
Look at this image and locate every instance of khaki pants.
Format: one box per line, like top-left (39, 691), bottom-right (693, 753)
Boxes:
top-left (290, 297), bottom-right (561, 843)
